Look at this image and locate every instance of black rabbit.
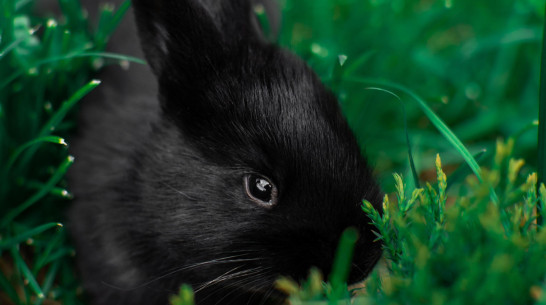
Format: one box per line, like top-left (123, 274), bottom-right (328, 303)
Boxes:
top-left (68, 0), bottom-right (383, 304)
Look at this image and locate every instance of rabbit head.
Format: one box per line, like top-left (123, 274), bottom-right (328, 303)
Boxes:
top-left (72, 1), bottom-right (383, 304)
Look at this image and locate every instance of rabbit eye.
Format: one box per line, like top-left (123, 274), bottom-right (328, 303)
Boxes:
top-left (244, 174), bottom-right (278, 207)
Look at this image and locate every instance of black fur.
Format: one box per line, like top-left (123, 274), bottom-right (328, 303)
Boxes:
top-left (68, 0), bottom-right (383, 304)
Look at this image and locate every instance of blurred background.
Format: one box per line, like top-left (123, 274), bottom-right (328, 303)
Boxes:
top-left (279, 0), bottom-right (544, 191)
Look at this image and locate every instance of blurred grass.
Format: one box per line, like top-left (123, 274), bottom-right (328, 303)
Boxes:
top-left (0, 0), bottom-right (131, 304)
top-left (0, 0), bottom-right (545, 304)
top-left (279, 0), bottom-right (544, 192)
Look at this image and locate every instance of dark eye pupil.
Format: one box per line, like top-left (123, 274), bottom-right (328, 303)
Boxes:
top-left (249, 175), bottom-right (272, 202)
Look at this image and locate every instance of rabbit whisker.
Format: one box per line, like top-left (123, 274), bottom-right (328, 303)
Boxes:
top-left (246, 278), bottom-right (274, 305)
top-left (196, 266), bottom-right (264, 293)
top-left (255, 286), bottom-right (278, 305)
top-left (124, 254), bottom-right (260, 290)
top-left (198, 267), bottom-right (270, 304)
top-left (194, 265), bottom-right (246, 293)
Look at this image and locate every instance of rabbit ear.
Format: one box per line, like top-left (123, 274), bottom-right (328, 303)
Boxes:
top-left (132, 0), bottom-right (262, 76)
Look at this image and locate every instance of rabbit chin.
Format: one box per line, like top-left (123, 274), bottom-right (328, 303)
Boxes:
top-left (194, 285), bottom-right (286, 305)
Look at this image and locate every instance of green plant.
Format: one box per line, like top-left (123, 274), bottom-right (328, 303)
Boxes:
top-left (0, 1), bottom-right (138, 304)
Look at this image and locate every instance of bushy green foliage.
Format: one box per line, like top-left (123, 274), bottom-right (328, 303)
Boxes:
top-left (362, 148), bottom-right (546, 305)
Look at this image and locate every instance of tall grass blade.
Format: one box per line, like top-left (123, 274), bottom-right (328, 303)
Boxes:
top-left (0, 271), bottom-right (22, 305)
top-left (0, 30), bottom-right (30, 59)
top-left (34, 51), bottom-right (146, 66)
top-left (0, 156), bottom-right (74, 228)
top-left (328, 227), bottom-right (358, 301)
top-left (34, 228), bottom-right (66, 270)
top-left (39, 79), bottom-right (100, 137)
top-left (4, 136), bottom-right (66, 175)
top-left (35, 247), bottom-right (74, 268)
top-left (0, 53), bottom-right (142, 91)
top-left (254, 3), bottom-right (272, 41)
top-left (15, 80), bottom-right (99, 174)
top-left (446, 150), bottom-right (487, 192)
top-left (34, 261), bottom-right (61, 305)
top-left (10, 247), bottom-right (45, 299)
top-left (94, 0), bottom-right (131, 49)
top-left (364, 87), bottom-right (420, 188)
top-left (341, 51), bottom-right (376, 77)
top-left (344, 77), bottom-right (499, 204)
top-left (345, 77), bottom-right (482, 179)
top-left (0, 222), bottom-right (62, 250)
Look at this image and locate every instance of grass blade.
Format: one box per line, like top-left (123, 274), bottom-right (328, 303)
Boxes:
top-left (34, 228), bottom-right (65, 271)
top-left (254, 4), bottom-right (272, 41)
top-left (0, 70), bottom-right (23, 91)
top-left (346, 77), bottom-right (482, 179)
top-left (0, 53), bottom-right (143, 91)
top-left (106, 0), bottom-right (131, 35)
top-left (0, 156), bottom-right (74, 228)
top-left (328, 227), bottom-right (359, 301)
top-left (94, 0), bottom-right (131, 49)
top-left (10, 247), bottom-right (45, 300)
top-left (35, 247), bottom-right (74, 269)
top-left (38, 79), bottom-right (100, 136)
top-left (34, 51), bottom-right (146, 66)
top-left (0, 270), bottom-right (22, 305)
top-left (3, 136), bottom-right (66, 175)
top-left (0, 26), bottom-right (33, 59)
top-left (446, 150), bottom-right (487, 192)
top-left (34, 260), bottom-right (61, 305)
top-left (341, 51), bottom-right (376, 77)
top-left (0, 222), bottom-right (62, 250)
top-left (344, 77), bottom-right (499, 204)
top-left (14, 80), bottom-right (99, 175)
top-left (364, 87), bottom-right (420, 188)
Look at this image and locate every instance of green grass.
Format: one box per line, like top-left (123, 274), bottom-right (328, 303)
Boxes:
top-left (0, 1), bottom-right (133, 304)
top-left (280, 0), bottom-right (544, 190)
top-left (1, 0), bottom-right (545, 304)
